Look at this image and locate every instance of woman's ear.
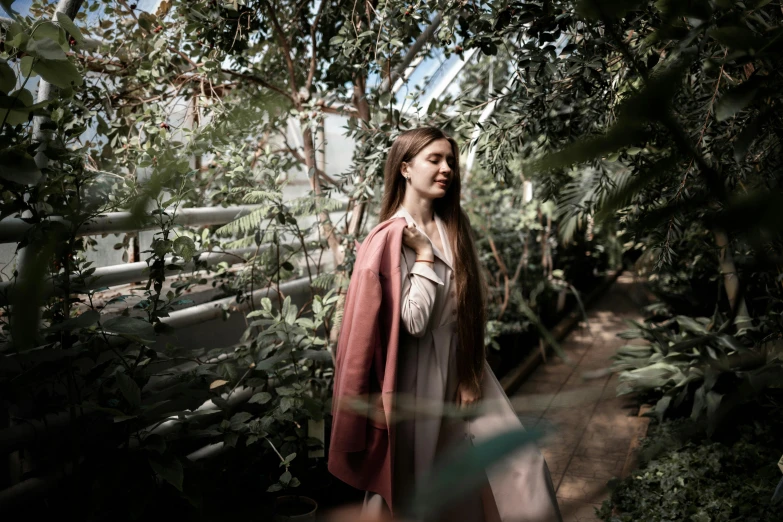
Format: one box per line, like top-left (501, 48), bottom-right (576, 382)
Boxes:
top-left (400, 161), bottom-right (409, 179)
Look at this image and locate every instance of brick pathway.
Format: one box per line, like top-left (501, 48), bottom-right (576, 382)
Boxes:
top-left (513, 274), bottom-right (647, 522)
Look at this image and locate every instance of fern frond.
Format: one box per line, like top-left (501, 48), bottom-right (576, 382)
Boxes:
top-left (311, 272), bottom-right (337, 290)
top-left (288, 196), bottom-right (347, 216)
top-left (242, 191), bottom-right (280, 204)
top-left (215, 206), bottom-right (273, 237)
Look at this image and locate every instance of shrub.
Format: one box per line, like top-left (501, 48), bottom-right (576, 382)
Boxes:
top-left (598, 416), bottom-right (783, 522)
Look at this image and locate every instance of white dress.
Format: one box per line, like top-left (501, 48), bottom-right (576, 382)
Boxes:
top-left (364, 207), bottom-right (562, 522)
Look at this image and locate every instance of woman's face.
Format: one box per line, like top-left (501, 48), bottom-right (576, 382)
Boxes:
top-left (401, 138), bottom-right (455, 200)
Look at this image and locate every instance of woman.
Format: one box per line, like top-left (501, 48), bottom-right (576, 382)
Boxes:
top-left (329, 127), bottom-right (561, 522)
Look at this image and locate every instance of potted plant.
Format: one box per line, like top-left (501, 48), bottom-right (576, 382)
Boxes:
top-left (266, 446), bottom-right (318, 521)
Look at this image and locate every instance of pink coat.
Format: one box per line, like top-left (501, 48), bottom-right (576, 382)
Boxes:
top-left (328, 217), bottom-right (407, 512)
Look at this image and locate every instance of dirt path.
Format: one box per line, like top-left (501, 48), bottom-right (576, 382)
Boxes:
top-left (513, 274), bottom-right (648, 522)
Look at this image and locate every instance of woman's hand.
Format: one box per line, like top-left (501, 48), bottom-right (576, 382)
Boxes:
top-left (457, 381), bottom-right (481, 409)
top-left (402, 223), bottom-right (434, 260)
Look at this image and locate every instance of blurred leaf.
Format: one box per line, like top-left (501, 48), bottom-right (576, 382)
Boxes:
top-left (0, 149), bottom-right (41, 184)
top-left (708, 26), bottom-right (764, 51)
top-left (56, 12), bottom-right (84, 44)
top-left (654, 395), bottom-right (672, 422)
top-left (32, 58), bottom-right (83, 88)
top-left (0, 88), bottom-right (33, 127)
top-left (27, 37), bottom-right (67, 61)
top-left (116, 372), bottom-right (142, 409)
top-left (715, 78), bottom-right (761, 122)
top-left (46, 310), bottom-right (100, 332)
top-left (103, 316), bottom-right (156, 343)
top-left (577, 0), bottom-right (643, 19)
top-left (597, 156), bottom-right (678, 222)
top-left (406, 428), bottom-right (542, 520)
top-left (709, 190), bottom-right (783, 237)
top-left (249, 392), bottom-right (272, 404)
top-left (149, 454), bottom-right (184, 491)
top-left (173, 236), bottom-right (196, 262)
top-left (675, 316), bottom-right (708, 335)
top-left (299, 349), bottom-right (332, 362)
top-left (531, 121), bottom-right (647, 172)
top-left (230, 411), bottom-right (253, 428)
top-left (0, 61), bottom-right (15, 94)
top-left (0, 0), bottom-right (18, 17)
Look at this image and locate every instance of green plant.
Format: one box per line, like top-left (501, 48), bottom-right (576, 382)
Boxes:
top-left (598, 416), bottom-right (783, 522)
top-left (612, 315), bottom-right (783, 433)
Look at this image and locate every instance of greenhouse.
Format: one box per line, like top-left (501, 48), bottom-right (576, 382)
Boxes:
top-left (0, 0), bottom-right (782, 521)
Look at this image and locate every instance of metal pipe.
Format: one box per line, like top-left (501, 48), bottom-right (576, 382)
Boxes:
top-left (422, 47), bottom-right (479, 106)
top-left (0, 247), bottom-right (260, 306)
top-left (160, 276), bottom-right (312, 329)
top-left (0, 205), bottom-right (264, 244)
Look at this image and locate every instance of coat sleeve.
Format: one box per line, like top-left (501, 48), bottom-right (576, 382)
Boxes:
top-left (331, 268), bottom-right (382, 453)
top-left (400, 247), bottom-right (442, 338)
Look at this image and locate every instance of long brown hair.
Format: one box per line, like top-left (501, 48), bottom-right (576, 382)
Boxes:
top-left (379, 127), bottom-right (486, 392)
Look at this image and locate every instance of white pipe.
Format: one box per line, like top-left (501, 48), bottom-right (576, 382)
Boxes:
top-left (465, 72), bottom-right (519, 178)
top-left (0, 205), bottom-right (266, 244)
top-left (160, 276), bottom-right (312, 329)
top-left (423, 47), bottom-right (479, 107)
top-left (0, 247), bottom-right (259, 305)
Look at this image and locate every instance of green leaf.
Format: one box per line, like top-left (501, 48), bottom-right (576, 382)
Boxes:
top-left (56, 12), bottom-right (85, 44)
top-left (0, 149), bottom-right (41, 184)
top-left (280, 396), bottom-right (295, 412)
top-left (47, 310), bottom-right (100, 332)
top-left (284, 297), bottom-right (297, 325)
top-left (26, 37), bottom-right (67, 61)
top-left (116, 372), bottom-right (142, 409)
top-left (715, 78), bottom-right (761, 122)
top-left (230, 411), bottom-right (253, 428)
top-left (32, 58), bottom-right (83, 88)
top-left (149, 454), bottom-right (184, 491)
top-left (406, 429), bottom-right (542, 520)
top-left (675, 316), bottom-right (708, 335)
top-left (0, 62), bottom-right (16, 94)
top-left (653, 395), bottom-right (672, 422)
top-left (172, 236), bottom-right (196, 262)
top-left (249, 392), bottom-right (272, 404)
top-left (103, 316), bottom-right (156, 343)
top-left (19, 56), bottom-right (37, 78)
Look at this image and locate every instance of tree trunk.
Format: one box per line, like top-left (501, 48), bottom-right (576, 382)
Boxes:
top-left (302, 125), bottom-right (342, 265)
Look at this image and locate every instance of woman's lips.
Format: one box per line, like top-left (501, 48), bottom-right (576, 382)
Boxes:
top-left (435, 180), bottom-right (448, 188)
